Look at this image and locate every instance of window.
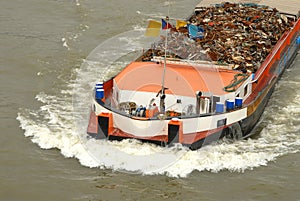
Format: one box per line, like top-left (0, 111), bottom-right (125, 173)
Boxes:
top-left (244, 85), bottom-right (248, 97)
top-left (217, 118), bottom-right (227, 127)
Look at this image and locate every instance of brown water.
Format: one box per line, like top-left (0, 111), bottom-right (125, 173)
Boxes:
top-left (1, 0), bottom-right (300, 200)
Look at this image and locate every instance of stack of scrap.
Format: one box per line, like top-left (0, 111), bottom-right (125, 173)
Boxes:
top-left (140, 3), bottom-right (294, 72)
top-left (140, 32), bottom-right (210, 62)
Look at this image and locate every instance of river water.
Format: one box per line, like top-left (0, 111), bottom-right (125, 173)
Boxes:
top-left (1, 0), bottom-right (300, 200)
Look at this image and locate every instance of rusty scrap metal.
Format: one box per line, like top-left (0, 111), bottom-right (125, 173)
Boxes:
top-left (140, 3), bottom-right (294, 73)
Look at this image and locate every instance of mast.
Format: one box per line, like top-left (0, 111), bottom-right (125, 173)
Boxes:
top-left (159, 2), bottom-right (171, 113)
top-left (160, 21), bottom-right (168, 113)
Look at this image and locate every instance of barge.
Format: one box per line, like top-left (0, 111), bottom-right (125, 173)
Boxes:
top-left (87, 1), bottom-right (300, 150)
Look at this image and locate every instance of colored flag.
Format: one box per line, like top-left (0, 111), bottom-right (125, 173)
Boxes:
top-left (176, 20), bottom-right (187, 29)
top-left (145, 20), bottom-right (162, 37)
top-left (162, 19), bottom-right (173, 29)
top-left (188, 24), bottom-right (204, 39)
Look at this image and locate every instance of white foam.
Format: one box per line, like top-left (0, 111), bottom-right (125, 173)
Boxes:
top-left (61, 37), bottom-right (70, 50)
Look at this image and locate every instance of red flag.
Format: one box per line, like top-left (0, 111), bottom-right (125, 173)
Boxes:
top-left (162, 19), bottom-right (173, 29)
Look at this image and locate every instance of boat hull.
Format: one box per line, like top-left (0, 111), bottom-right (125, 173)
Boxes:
top-left (241, 28), bottom-right (300, 136)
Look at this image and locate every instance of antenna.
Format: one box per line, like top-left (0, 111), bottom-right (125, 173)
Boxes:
top-left (159, 2), bottom-right (171, 113)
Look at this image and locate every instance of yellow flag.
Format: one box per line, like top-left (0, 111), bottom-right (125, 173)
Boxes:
top-left (145, 20), bottom-right (161, 37)
top-left (176, 20), bottom-right (187, 29)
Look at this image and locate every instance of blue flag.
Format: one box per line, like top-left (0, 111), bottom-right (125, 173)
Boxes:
top-left (188, 24), bottom-right (204, 39)
top-left (162, 19), bottom-right (173, 29)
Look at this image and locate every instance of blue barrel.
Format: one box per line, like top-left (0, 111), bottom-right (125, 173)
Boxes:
top-left (95, 83), bottom-right (103, 98)
top-left (251, 73), bottom-right (255, 80)
top-left (95, 88), bottom-right (104, 99)
top-left (95, 82), bottom-right (103, 89)
top-left (235, 97), bottom-right (243, 108)
top-left (216, 102), bottom-right (224, 113)
top-left (297, 36), bottom-right (300, 45)
top-left (226, 100), bottom-right (235, 111)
